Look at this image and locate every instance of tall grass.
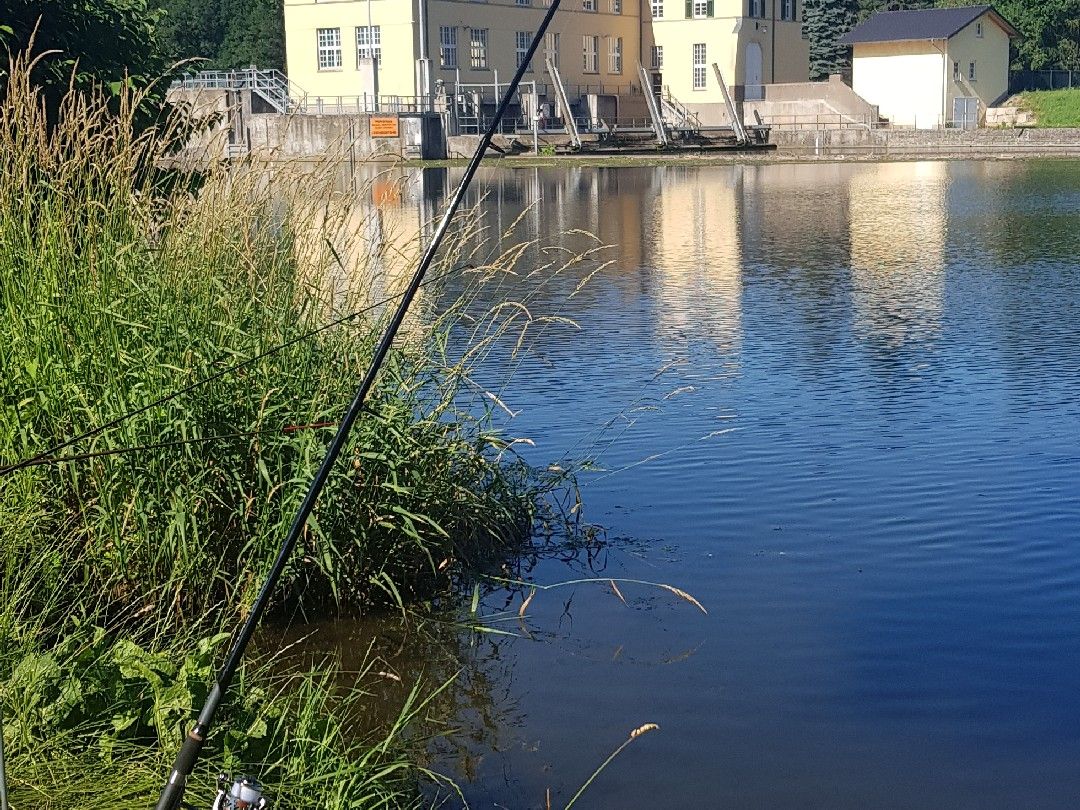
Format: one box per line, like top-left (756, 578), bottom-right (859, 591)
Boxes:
top-left (0, 50), bottom-right (591, 807)
top-left (1017, 89), bottom-right (1080, 127)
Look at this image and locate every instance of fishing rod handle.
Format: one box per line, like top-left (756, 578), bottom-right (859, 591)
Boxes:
top-left (155, 725), bottom-right (206, 810)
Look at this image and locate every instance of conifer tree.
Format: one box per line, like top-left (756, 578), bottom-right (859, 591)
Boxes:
top-left (804, 0), bottom-right (859, 80)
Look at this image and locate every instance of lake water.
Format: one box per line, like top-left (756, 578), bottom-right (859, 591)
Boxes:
top-left (323, 159), bottom-right (1080, 808)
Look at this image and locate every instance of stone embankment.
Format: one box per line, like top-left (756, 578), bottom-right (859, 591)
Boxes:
top-left (772, 126), bottom-right (1080, 158)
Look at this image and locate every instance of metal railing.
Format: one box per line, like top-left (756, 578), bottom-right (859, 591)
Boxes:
top-left (661, 86), bottom-right (701, 130)
top-left (564, 81), bottom-right (642, 96)
top-left (170, 68), bottom-right (305, 114)
top-left (300, 94), bottom-right (440, 115)
top-left (756, 112), bottom-right (906, 131)
top-left (171, 69), bottom-right (661, 129)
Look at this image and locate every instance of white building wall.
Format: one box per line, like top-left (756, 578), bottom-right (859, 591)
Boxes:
top-left (852, 41), bottom-right (945, 129)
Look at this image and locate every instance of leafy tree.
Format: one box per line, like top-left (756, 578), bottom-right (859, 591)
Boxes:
top-left (0, 0), bottom-right (173, 127)
top-left (156, 0), bottom-right (284, 71)
top-left (857, 0), bottom-right (935, 20)
top-left (988, 0), bottom-right (1080, 70)
top-left (804, 0), bottom-right (859, 80)
top-left (926, 0), bottom-right (1080, 71)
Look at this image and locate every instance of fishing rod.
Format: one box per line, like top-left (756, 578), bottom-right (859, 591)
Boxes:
top-left (0, 703), bottom-right (8, 810)
top-left (153, 3), bottom-right (562, 808)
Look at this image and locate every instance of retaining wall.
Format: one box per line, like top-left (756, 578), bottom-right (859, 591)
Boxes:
top-left (745, 74), bottom-right (880, 128)
top-left (243, 113), bottom-right (404, 159)
top-left (773, 126), bottom-right (1080, 156)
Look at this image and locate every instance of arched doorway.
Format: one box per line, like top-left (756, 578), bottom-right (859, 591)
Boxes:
top-left (745, 42), bottom-right (763, 100)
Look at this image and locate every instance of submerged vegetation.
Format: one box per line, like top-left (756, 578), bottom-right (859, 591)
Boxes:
top-left (0, 51), bottom-right (594, 807)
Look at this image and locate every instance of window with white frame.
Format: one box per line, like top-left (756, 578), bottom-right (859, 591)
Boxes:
top-left (781, 0), bottom-right (795, 21)
top-left (749, 0), bottom-right (765, 18)
top-left (651, 0), bottom-right (663, 17)
top-left (440, 26), bottom-right (457, 68)
top-left (975, 21), bottom-right (983, 37)
top-left (612, 0), bottom-right (621, 12)
top-left (516, 31), bottom-right (533, 69)
top-left (317, 28), bottom-right (342, 70)
top-left (545, 31), bottom-right (560, 69)
top-left (583, 35), bottom-right (599, 73)
top-left (583, 0), bottom-right (596, 10)
top-left (693, 0), bottom-right (710, 17)
top-left (692, 42), bottom-right (706, 89)
top-left (609, 36), bottom-right (623, 73)
top-left (470, 28), bottom-right (489, 69)
top-left (355, 26), bottom-right (381, 65)
top-left (651, 44), bottom-right (663, 69)
top-left (968, 60), bottom-right (977, 81)
top-left (516, 0), bottom-right (531, 5)
top-left (952, 60), bottom-right (960, 82)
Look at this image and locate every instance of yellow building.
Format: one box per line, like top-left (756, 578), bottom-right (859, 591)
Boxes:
top-left (282, 0), bottom-right (810, 123)
top-left (284, 0), bottom-right (641, 104)
top-left (644, 0), bottom-right (809, 121)
top-left (840, 5), bottom-right (1018, 129)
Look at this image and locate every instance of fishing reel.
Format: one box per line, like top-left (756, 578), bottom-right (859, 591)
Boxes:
top-left (211, 773), bottom-right (268, 810)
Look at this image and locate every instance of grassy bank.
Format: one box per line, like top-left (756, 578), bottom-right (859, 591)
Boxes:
top-left (0, 55), bottom-right (584, 807)
top-left (1018, 89), bottom-right (1080, 127)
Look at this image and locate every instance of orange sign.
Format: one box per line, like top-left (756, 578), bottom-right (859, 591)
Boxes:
top-left (370, 116), bottom-right (399, 138)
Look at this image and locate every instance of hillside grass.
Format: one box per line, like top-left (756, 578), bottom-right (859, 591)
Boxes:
top-left (1018, 89), bottom-right (1080, 127)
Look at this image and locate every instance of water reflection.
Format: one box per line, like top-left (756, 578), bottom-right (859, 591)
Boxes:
top-left (302, 159), bottom-right (1080, 808)
top-left (849, 161), bottom-right (947, 349)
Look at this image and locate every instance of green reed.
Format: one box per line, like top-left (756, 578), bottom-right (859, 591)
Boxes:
top-left (0, 49), bottom-right (592, 807)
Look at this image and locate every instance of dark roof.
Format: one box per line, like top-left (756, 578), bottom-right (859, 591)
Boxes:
top-left (839, 5), bottom-right (1019, 46)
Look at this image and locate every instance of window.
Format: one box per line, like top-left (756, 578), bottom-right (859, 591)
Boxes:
top-left (692, 42), bottom-right (706, 89)
top-left (651, 44), bottom-right (663, 69)
top-left (545, 31), bottom-right (560, 69)
top-left (749, 0), bottom-right (765, 18)
top-left (516, 31), bottom-right (533, 69)
top-left (440, 26), bottom-right (457, 68)
top-left (693, 0), bottom-right (710, 17)
top-left (470, 28), bottom-right (489, 69)
top-left (355, 25), bottom-right (381, 65)
top-left (612, 0), bottom-right (621, 12)
top-left (651, 0), bottom-right (663, 17)
top-left (968, 60), bottom-right (977, 81)
top-left (317, 28), bottom-right (341, 70)
top-left (975, 21), bottom-right (983, 37)
top-left (952, 60), bottom-right (960, 82)
top-left (583, 0), bottom-right (596, 10)
top-left (609, 36), bottom-right (623, 73)
top-left (516, 0), bottom-right (531, 4)
top-left (781, 0), bottom-right (795, 21)
top-left (583, 35), bottom-right (599, 73)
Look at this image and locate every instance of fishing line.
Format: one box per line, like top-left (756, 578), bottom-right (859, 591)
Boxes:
top-left (0, 261), bottom-right (472, 478)
top-left (3, 420), bottom-right (344, 471)
top-left (153, 4), bottom-right (563, 808)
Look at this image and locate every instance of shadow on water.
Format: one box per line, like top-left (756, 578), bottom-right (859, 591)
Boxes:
top-left (290, 159), bottom-right (1080, 808)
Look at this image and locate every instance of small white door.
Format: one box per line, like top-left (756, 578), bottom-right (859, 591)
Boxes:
top-left (745, 42), bottom-right (763, 100)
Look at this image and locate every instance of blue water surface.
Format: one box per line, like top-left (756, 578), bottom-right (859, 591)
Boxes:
top-left (389, 160), bottom-right (1080, 809)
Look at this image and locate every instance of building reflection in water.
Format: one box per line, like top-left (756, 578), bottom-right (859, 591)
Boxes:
top-left (848, 161), bottom-right (948, 349)
top-left (648, 166), bottom-right (744, 362)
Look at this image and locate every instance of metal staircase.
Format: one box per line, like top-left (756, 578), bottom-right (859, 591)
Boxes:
top-left (171, 69), bottom-right (307, 114)
top-left (660, 87), bottom-right (702, 131)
